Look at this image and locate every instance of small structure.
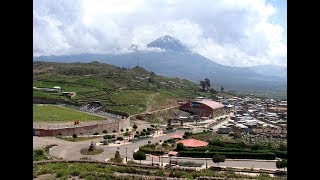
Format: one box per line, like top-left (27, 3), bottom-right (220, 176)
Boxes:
top-left (176, 138), bottom-right (208, 148)
top-left (180, 99), bottom-right (225, 117)
top-left (88, 141), bottom-right (96, 151)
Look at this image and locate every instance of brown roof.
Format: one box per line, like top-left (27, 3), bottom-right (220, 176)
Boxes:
top-left (176, 138), bottom-right (208, 147)
top-left (195, 100), bottom-right (224, 109)
top-left (168, 151), bottom-right (178, 156)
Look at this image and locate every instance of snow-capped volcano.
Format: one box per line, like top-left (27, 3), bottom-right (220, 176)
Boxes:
top-left (147, 35), bottom-right (190, 52)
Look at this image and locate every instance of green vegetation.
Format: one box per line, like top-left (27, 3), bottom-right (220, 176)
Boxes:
top-left (80, 148), bottom-right (104, 155)
top-left (212, 154), bottom-right (226, 167)
top-left (33, 61), bottom-right (200, 115)
top-left (33, 162), bottom-right (287, 179)
top-left (175, 132), bottom-right (286, 160)
top-left (59, 136), bottom-right (100, 142)
top-left (33, 104), bottom-right (105, 122)
top-left (178, 161), bottom-right (203, 167)
top-left (276, 159), bottom-right (287, 170)
top-left (33, 145), bottom-right (56, 161)
top-left (133, 150), bottom-right (146, 163)
top-left (139, 143), bottom-right (174, 155)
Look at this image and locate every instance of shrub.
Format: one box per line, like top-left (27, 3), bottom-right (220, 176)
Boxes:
top-left (147, 128), bottom-right (152, 132)
top-left (178, 151), bottom-right (276, 160)
top-left (72, 134), bottom-right (77, 138)
top-left (133, 124), bottom-right (138, 129)
top-left (162, 143), bottom-right (168, 147)
top-left (143, 129), bottom-right (147, 132)
top-left (93, 132), bottom-right (99, 135)
top-left (176, 143), bottom-right (185, 151)
top-left (104, 135), bottom-right (112, 139)
top-left (274, 151), bottom-right (287, 159)
top-left (140, 132), bottom-right (146, 136)
top-left (159, 140), bottom-right (162, 142)
top-left (148, 141), bottom-right (151, 144)
top-left (133, 150), bottom-right (146, 163)
top-left (103, 130), bottom-right (108, 134)
top-left (146, 132), bottom-right (151, 135)
top-left (113, 130), bottom-right (117, 133)
top-left (117, 137), bottom-right (124, 141)
top-left (136, 131), bottom-right (139, 134)
top-left (134, 135), bottom-right (139, 138)
top-left (120, 129), bottom-right (124, 132)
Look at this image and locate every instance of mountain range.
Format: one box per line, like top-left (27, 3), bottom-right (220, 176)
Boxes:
top-left (33, 35), bottom-right (286, 94)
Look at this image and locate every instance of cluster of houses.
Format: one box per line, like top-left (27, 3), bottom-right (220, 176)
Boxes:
top-left (217, 96), bottom-right (287, 138)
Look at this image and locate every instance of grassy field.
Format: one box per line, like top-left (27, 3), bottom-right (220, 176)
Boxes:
top-left (33, 162), bottom-right (286, 179)
top-left (33, 105), bottom-right (105, 122)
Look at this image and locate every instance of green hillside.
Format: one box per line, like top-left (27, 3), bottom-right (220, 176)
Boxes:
top-left (33, 61), bottom-right (202, 115)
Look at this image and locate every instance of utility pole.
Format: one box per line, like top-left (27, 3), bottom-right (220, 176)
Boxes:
top-left (205, 150), bottom-right (209, 169)
top-left (125, 147), bottom-right (128, 162)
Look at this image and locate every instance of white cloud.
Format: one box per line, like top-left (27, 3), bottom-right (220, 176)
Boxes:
top-left (33, 0), bottom-right (287, 67)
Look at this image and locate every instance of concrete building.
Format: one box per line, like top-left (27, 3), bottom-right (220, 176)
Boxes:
top-left (179, 99), bottom-right (225, 118)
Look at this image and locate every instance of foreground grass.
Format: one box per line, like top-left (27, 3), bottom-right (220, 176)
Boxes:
top-left (33, 162), bottom-right (287, 179)
top-left (33, 105), bottom-right (105, 122)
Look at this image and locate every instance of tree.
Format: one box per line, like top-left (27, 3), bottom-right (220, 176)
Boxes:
top-left (212, 154), bottom-right (226, 167)
top-left (220, 86), bottom-right (224, 92)
top-left (136, 131), bottom-right (140, 134)
top-left (176, 143), bottom-right (185, 151)
top-left (126, 128), bottom-right (129, 132)
top-left (117, 137), bottom-right (124, 141)
top-left (103, 130), bottom-right (108, 134)
top-left (148, 141), bottom-right (151, 144)
top-left (113, 130), bottom-right (117, 133)
top-left (72, 134), bottom-right (77, 139)
top-left (204, 78), bottom-right (211, 87)
top-left (133, 150), bottom-right (146, 164)
top-left (143, 129), bottom-right (147, 132)
top-left (121, 129), bottom-right (124, 132)
top-left (278, 143), bottom-right (287, 151)
top-left (133, 124), bottom-right (138, 129)
top-left (276, 159), bottom-right (287, 170)
top-left (140, 132), bottom-right (146, 136)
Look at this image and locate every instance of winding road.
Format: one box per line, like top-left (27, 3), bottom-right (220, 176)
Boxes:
top-left (33, 116), bottom-right (278, 170)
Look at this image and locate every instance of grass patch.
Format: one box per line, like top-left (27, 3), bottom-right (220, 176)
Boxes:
top-left (33, 104), bottom-right (105, 122)
top-left (80, 148), bottom-right (104, 155)
top-left (59, 136), bottom-right (101, 142)
top-left (33, 144), bottom-right (57, 161)
top-left (33, 162), bottom-right (287, 179)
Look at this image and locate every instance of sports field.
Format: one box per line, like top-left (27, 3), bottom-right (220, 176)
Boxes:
top-left (33, 105), bottom-right (105, 122)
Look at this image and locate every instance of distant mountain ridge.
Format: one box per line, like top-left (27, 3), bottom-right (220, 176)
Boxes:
top-left (33, 35), bottom-right (287, 95)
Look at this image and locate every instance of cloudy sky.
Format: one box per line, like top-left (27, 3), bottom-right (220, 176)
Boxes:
top-left (33, 0), bottom-right (287, 67)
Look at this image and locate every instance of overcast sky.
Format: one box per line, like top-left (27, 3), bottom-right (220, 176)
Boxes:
top-left (33, 0), bottom-right (287, 67)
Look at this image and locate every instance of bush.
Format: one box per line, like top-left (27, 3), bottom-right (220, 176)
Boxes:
top-left (104, 135), bottom-right (112, 139)
top-left (120, 129), bottom-right (124, 132)
top-left (274, 151), bottom-right (287, 159)
top-left (148, 141), bottom-right (151, 144)
top-left (134, 135), bottom-right (139, 138)
top-left (103, 130), bottom-right (108, 134)
top-left (159, 140), bottom-right (162, 142)
top-left (162, 143), bottom-right (168, 147)
top-left (146, 132), bottom-right (151, 135)
top-left (113, 130), bottom-right (117, 133)
top-left (176, 143), bottom-right (185, 151)
top-left (136, 131), bottom-right (139, 134)
top-left (178, 151), bottom-right (276, 160)
top-left (117, 137), bottom-right (124, 141)
top-left (72, 134), bottom-right (77, 138)
top-left (93, 132), bottom-right (99, 135)
top-left (143, 129), bottom-right (147, 132)
top-left (147, 128), bottom-right (152, 132)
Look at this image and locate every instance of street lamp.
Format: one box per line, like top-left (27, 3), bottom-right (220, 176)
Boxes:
top-left (125, 147), bottom-right (128, 162)
top-left (205, 150), bottom-right (209, 169)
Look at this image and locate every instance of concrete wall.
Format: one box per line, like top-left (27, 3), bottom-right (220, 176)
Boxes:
top-left (34, 117), bottom-right (130, 136)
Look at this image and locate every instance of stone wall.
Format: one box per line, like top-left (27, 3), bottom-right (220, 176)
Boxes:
top-left (34, 117), bottom-right (130, 136)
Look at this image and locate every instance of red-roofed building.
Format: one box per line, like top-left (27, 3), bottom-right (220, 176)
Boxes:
top-left (179, 99), bottom-right (225, 117)
top-left (176, 138), bottom-right (208, 148)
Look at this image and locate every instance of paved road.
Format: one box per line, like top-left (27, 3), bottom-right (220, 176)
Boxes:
top-left (35, 113), bottom-right (277, 170)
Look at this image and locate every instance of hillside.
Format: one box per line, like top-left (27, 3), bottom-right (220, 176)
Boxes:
top-left (33, 61), bottom-right (201, 115)
top-left (34, 35), bottom-right (287, 96)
